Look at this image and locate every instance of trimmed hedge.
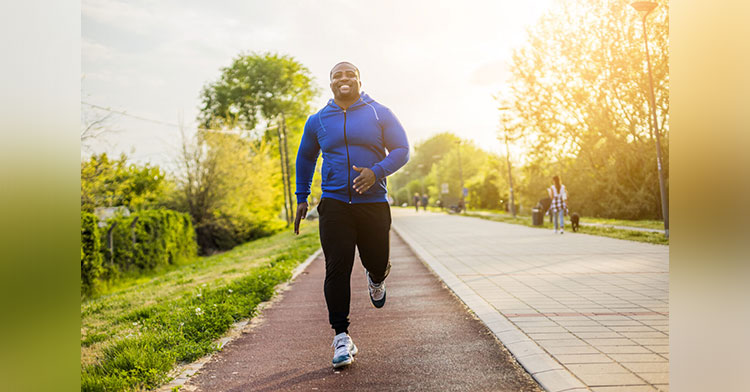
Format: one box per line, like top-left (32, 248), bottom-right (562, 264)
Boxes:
top-left (82, 209), bottom-right (197, 294)
top-left (81, 212), bottom-right (104, 295)
top-left (104, 209), bottom-right (197, 273)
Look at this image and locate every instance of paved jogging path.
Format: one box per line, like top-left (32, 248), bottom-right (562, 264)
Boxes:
top-left (392, 209), bottom-right (669, 392)
top-left (183, 231), bottom-right (541, 391)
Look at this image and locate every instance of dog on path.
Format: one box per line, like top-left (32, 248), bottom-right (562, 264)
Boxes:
top-left (570, 212), bottom-right (580, 232)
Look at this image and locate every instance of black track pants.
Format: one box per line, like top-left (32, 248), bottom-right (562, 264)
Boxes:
top-left (317, 198), bottom-right (392, 335)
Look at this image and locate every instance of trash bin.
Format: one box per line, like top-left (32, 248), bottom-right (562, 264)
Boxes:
top-left (532, 207), bottom-right (543, 226)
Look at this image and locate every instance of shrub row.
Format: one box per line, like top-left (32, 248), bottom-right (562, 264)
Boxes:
top-left (81, 212), bottom-right (104, 295)
top-left (81, 209), bottom-right (197, 294)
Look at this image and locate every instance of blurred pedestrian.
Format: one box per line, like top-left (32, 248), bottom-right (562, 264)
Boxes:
top-left (413, 193), bottom-right (420, 212)
top-left (547, 175), bottom-right (568, 234)
top-left (421, 194), bottom-right (428, 211)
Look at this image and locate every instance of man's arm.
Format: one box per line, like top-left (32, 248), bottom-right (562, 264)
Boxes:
top-left (352, 107), bottom-right (409, 193)
top-left (294, 116), bottom-right (319, 234)
top-left (370, 107), bottom-right (409, 180)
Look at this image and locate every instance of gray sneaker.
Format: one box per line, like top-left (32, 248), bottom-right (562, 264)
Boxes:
top-left (366, 271), bottom-right (386, 308)
top-left (331, 332), bottom-right (358, 368)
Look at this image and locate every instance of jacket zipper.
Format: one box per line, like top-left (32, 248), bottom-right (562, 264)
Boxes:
top-left (343, 109), bottom-right (352, 204)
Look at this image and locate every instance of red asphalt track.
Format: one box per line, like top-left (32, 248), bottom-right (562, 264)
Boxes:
top-left (186, 232), bottom-right (541, 391)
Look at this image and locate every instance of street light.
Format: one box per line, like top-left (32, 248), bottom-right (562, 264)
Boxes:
top-left (455, 140), bottom-right (465, 212)
top-left (498, 106), bottom-right (516, 218)
top-left (631, 1), bottom-right (669, 238)
top-left (432, 154), bottom-right (444, 209)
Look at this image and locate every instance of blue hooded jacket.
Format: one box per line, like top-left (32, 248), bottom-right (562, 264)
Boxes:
top-left (295, 92), bottom-right (409, 204)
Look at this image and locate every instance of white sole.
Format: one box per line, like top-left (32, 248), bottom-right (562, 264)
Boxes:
top-left (332, 344), bottom-right (358, 368)
top-left (333, 357), bottom-right (353, 368)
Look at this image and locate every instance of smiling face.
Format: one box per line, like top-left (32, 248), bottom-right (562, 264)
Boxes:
top-left (329, 62), bottom-right (361, 102)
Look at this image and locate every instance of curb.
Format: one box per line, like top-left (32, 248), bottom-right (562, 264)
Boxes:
top-left (391, 223), bottom-right (589, 392)
top-left (157, 247), bottom-right (323, 392)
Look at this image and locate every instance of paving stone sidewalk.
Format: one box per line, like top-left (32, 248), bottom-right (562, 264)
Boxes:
top-left (182, 231), bottom-right (541, 391)
top-left (392, 209), bottom-right (669, 392)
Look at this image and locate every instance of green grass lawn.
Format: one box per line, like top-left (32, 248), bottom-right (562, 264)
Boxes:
top-left (403, 207), bottom-right (668, 245)
top-left (462, 210), bottom-right (668, 245)
top-left (80, 223), bottom-right (320, 391)
top-left (570, 216), bottom-right (664, 230)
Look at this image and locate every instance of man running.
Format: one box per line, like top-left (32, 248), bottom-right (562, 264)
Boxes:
top-left (294, 61), bottom-right (409, 368)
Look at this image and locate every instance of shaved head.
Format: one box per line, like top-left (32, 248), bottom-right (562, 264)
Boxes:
top-left (330, 62), bottom-right (360, 80)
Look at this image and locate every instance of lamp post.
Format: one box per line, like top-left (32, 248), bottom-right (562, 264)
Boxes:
top-left (631, 1), bottom-right (669, 238)
top-left (498, 106), bottom-right (516, 218)
top-left (432, 154), bottom-right (443, 209)
top-left (455, 140), bottom-right (465, 212)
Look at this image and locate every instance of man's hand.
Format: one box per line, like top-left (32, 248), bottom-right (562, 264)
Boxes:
top-left (352, 165), bottom-right (376, 194)
top-left (294, 202), bottom-right (308, 235)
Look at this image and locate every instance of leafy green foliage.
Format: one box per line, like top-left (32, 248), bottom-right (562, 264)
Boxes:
top-left (174, 131), bottom-right (285, 254)
top-left (181, 52), bottom-right (319, 253)
top-left (81, 153), bottom-right (170, 213)
top-left (467, 169), bottom-right (503, 210)
top-left (198, 52), bottom-right (317, 134)
top-left (82, 209), bottom-right (197, 294)
top-left (103, 209), bottom-right (197, 274)
top-left (505, 0), bottom-right (669, 219)
top-left (390, 133), bottom-right (499, 208)
top-left (391, 1), bottom-right (670, 220)
top-left (82, 211), bottom-right (104, 295)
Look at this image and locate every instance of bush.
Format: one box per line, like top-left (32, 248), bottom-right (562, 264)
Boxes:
top-left (81, 209), bottom-right (198, 295)
top-left (81, 212), bottom-right (104, 295)
top-left (194, 214), bottom-right (284, 254)
top-left (103, 209), bottom-right (197, 274)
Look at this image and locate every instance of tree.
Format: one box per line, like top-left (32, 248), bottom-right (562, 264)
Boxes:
top-left (173, 126), bottom-right (284, 254)
top-left (197, 52), bottom-right (318, 224)
top-left (80, 153), bottom-right (169, 213)
top-left (390, 133), bottom-right (499, 209)
top-left (80, 109), bottom-right (115, 154)
top-left (198, 52), bottom-right (316, 132)
top-left (505, 0), bottom-right (669, 219)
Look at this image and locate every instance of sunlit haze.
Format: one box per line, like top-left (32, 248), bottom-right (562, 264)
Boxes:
top-left (82, 0), bottom-right (556, 171)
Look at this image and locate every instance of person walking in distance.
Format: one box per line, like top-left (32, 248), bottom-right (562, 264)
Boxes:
top-left (294, 62), bottom-right (409, 369)
top-left (413, 193), bottom-right (421, 212)
top-left (547, 175), bottom-right (568, 234)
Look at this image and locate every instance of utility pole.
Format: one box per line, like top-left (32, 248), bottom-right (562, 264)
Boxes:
top-left (456, 140), bottom-right (465, 212)
top-left (432, 154), bottom-right (443, 208)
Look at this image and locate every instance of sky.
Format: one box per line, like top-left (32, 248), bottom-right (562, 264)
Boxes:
top-left (82, 0), bottom-right (557, 172)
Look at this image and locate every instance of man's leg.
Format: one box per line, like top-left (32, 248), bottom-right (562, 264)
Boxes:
top-left (318, 198), bottom-right (357, 334)
top-left (354, 202), bottom-right (391, 284)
